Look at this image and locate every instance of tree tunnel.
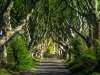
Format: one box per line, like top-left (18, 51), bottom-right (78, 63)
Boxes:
top-left (0, 0), bottom-right (100, 75)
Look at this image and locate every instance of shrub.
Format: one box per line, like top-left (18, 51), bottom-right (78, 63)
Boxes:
top-left (68, 38), bottom-right (98, 75)
top-left (72, 38), bottom-right (89, 61)
top-left (66, 53), bottom-right (75, 68)
top-left (0, 69), bottom-right (10, 75)
top-left (69, 62), bottom-right (85, 73)
top-left (7, 45), bottom-right (15, 69)
top-left (66, 61), bottom-right (75, 68)
top-left (90, 72), bottom-right (100, 75)
top-left (93, 39), bottom-right (100, 71)
top-left (7, 36), bottom-right (34, 71)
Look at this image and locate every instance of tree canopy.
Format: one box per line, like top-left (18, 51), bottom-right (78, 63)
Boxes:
top-left (0, 0), bottom-right (100, 75)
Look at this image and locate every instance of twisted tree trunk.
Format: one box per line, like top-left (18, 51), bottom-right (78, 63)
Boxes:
top-left (0, 7), bottom-right (34, 66)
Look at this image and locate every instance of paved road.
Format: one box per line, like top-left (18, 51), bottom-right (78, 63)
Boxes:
top-left (19, 58), bottom-right (73, 75)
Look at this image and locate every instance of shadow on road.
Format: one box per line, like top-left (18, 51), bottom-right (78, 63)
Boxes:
top-left (19, 56), bottom-right (73, 75)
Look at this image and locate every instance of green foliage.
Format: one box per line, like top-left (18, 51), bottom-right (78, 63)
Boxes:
top-left (7, 45), bottom-right (15, 69)
top-left (68, 38), bottom-right (99, 75)
top-left (7, 37), bottom-right (34, 71)
top-left (65, 53), bottom-right (75, 68)
top-left (11, 0), bottom-right (34, 27)
top-left (90, 72), bottom-right (100, 75)
top-left (69, 62), bottom-right (85, 73)
top-left (66, 61), bottom-right (75, 68)
top-left (0, 0), bottom-right (99, 74)
top-left (48, 45), bottom-right (54, 54)
top-left (93, 39), bottom-right (100, 71)
top-left (93, 39), bottom-right (100, 61)
top-left (45, 44), bottom-right (54, 55)
top-left (72, 38), bottom-right (89, 60)
top-left (0, 69), bottom-right (10, 75)
top-left (98, 0), bottom-right (100, 12)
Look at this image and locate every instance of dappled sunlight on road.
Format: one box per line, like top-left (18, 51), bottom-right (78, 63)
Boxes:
top-left (19, 55), bottom-right (73, 75)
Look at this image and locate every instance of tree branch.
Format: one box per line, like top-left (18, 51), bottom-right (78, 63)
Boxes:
top-left (65, 19), bottom-right (87, 41)
top-left (0, 9), bottom-right (34, 45)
